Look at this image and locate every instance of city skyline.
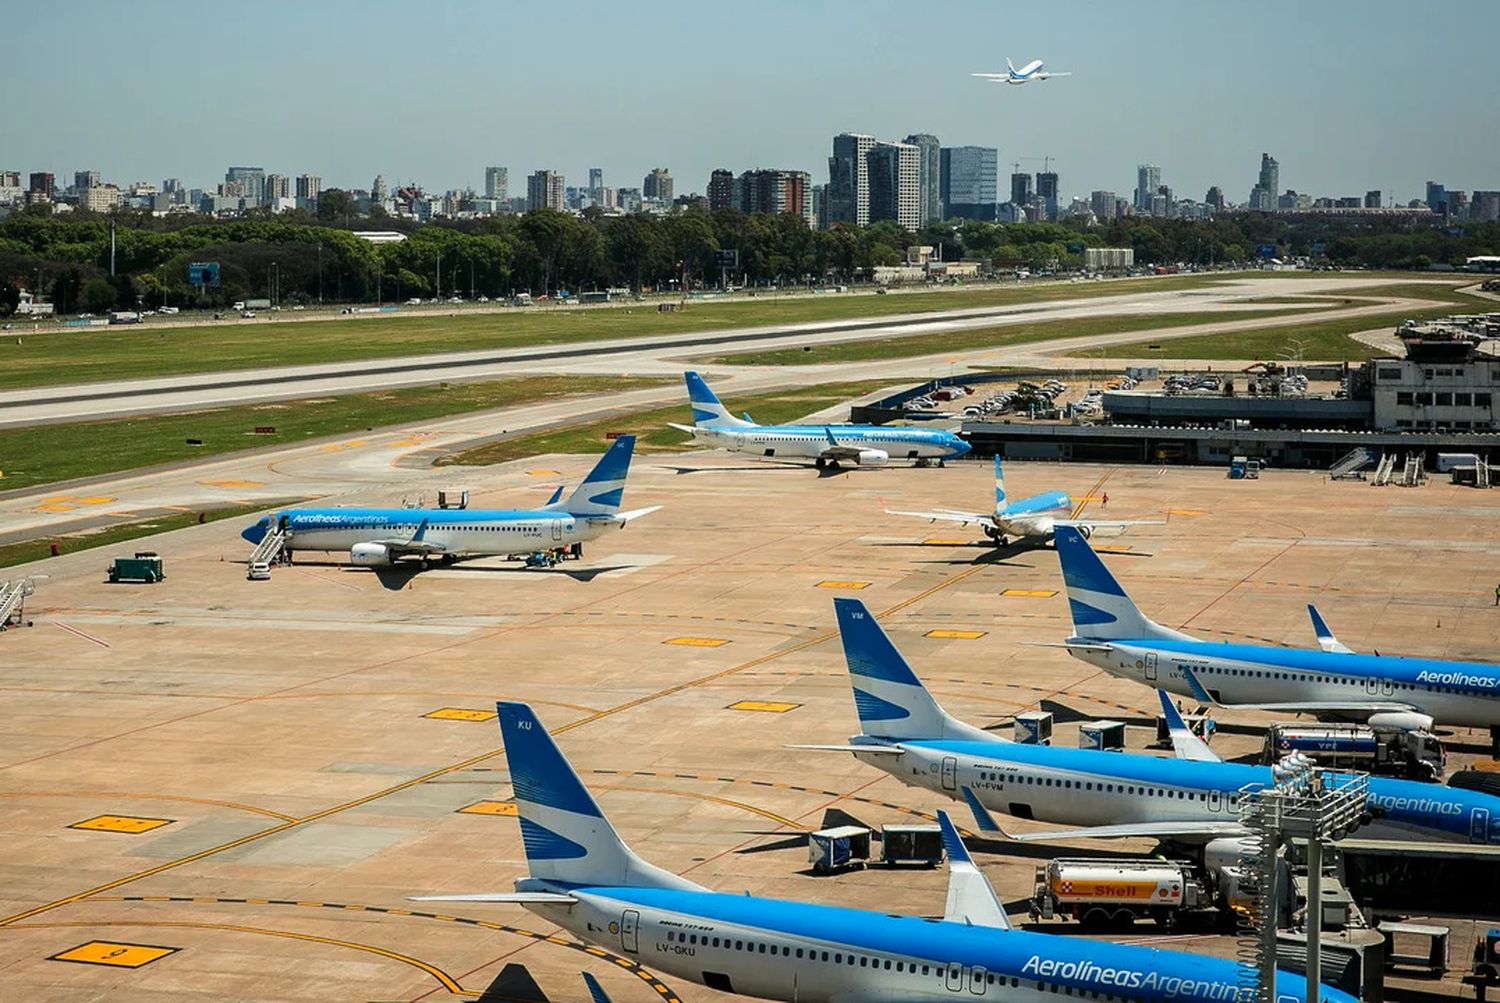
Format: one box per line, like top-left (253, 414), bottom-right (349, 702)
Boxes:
top-left (7, 0), bottom-right (1496, 206)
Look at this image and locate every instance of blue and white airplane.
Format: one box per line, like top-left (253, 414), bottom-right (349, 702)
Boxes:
top-left (672, 371), bottom-right (970, 469)
top-left (1054, 526), bottom-right (1500, 734)
top-left (887, 455), bottom-right (1160, 546)
top-left (413, 701), bottom-right (1351, 1003)
top-left (239, 435), bottom-right (657, 568)
top-left (798, 598), bottom-right (1500, 847)
top-left (972, 58), bottom-right (1073, 85)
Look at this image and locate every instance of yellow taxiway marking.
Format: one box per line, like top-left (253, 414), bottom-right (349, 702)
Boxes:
top-left (423, 708), bottom-right (497, 722)
top-left (36, 503), bottom-right (75, 512)
top-left (0, 791), bottom-right (295, 822)
top-left (1001, 588), bottom-right (1058, 598)
top-left (816, 580), bottom-right (870, 590)
top-left (1092, 544), bottom-right (1134, 554)
top-left (922, 538), bottom-right (973, 546)
top-left (319, 438), bottom-right (369, 453)
top-left (665, 636), bottom-right (730, 648)
top-left (458, 800), bottom-right (518, 816)
top-left (199, 479), bottom-right (265, 490)
top-left (1166, 508), bottom-right (1207, 516)
top-left (526, 468), bottom-right (562, 476)
top-left (726, 700), bottom-right (800, 713)
top-left (50, 940), bottom-right (178, 968)
top-left (76, 496), bottom-right (115, 505)
top-left (925, 629), bottom-right (987, 639)
top-left (69, 815), bottom-right (173, 835)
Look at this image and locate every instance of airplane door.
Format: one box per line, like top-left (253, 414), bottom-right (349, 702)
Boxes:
top-left (620, 909), bottom-right (640, 953)
top-left (551, 519), bottom-right (563, 542)
top-left (1208, 789), bottom-right (1223, 813)
top-left (941, 756), bottom-right (958, 792)
top-left (945, 963), bottom-right (963, 992)
top-left (1472, 808), bottom-right (1491, 844)
top-left (1144, 652), bottom-right (1158, 682)
top-left (1382, 677), bottom-right (1394, 696)
top-left (968, 966), bottom-right (988, 995)
top-left (1365, 676), bottom-right (1379, 696)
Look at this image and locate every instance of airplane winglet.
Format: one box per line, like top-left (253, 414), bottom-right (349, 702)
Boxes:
top-left (825, 426), bottom-right (839, 446)
top-left (742, 411), bottom-right (754, 424)
top-left (581, 972), bottom-right (612, 1003)
top-left (1178, 665), bottom-right (1217, 707)
top-left (959, 785), bottom-right (1001, 834)
top-left (936, 809), bottom-right (1011, 930)
top-left (412, 518), bottom-right (429, 542)
top-left (1156, 690), bottom-right (1220, 763)
top-left (1308, 604), bottom-right (1353, 654)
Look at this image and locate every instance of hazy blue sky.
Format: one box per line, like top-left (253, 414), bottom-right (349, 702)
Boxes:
top-left (10, 0), bottom-right (1496, 205)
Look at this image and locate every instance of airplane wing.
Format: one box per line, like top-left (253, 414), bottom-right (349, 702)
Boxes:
top-left (820, 427), bottom-right (874, 463)
top-left (786, 743), bottom-right (906, 756)
top-left (1308, 604), bottom-right (1353, 654)
top-left (370, 518), bottom-right (447, 556)
top-left (1034, 71), bottom-right (1072, 79)
top-left (667, 422), bottom-right (698, 434)
top-left (1157, 690), bottom-right (1220, 763)
top-left (995, 820), bottom-right (1247, 842)
top-left (885, 507), bottom-right (994, 527)
top-left (970, 72), bottom-right (1009, 79)
top-left (1179, 665), bottom-right (1418, 715)
top-left (1053, 518), bottom-right (1165, 530)
top-left (604, 505), bottom-right (661, 526)
top-left (408, 892), bottom-right (578, 904)
top-left (936, 810), bottom-right (1012, 930)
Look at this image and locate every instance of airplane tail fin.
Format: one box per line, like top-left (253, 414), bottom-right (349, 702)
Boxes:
top-left (1006, 57), bottom-right (1016, 74)
top-left (1053, 526), bottom-right (1190, 642)
top-left (834, 598), bottom-right (997, 743)
top-left (560, 436), bottom-right (636, 518)
top-left (498, 702), bottom-right (701, 891)
top-left (993, 454), bottom-right (1008, 516)
top-left (684, 371), bottom-right (753, 429)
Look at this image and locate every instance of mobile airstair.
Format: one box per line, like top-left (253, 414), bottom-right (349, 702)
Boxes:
top-left (0, 578), bottom-right (36, 630)
top-left (1372, 453), bottom-right (1397, 486)
top-left (1329, 447), bottom-right (1376, 481)
top-left (249, 525), bottom-right (289, 566)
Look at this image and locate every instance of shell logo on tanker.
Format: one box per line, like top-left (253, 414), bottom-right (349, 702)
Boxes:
top-left (1055, 879), bottom-right (1182, 900)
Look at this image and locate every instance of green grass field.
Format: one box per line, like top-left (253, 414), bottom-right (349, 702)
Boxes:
top-left (0, 274), bottom-right (1246, 391)
top-left (439, 380), bottom-right (898, 467)
top-left (0, 375), bottom-right (668, 492)
top-left (0, 502), bottom-right (278, 571)
top-left (694, 307), bottom-right (1325, 367)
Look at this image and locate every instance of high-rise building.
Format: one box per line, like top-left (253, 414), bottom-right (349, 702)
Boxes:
top-left (0, 171), bottom-right (20, 187)
top-left (296, 174), bottom-right (322, 200)
top-left (73, 170), bottom-right (101, 192)
top-left (866, 141), bottom-right (921, 230)
top-left (527, 170), bottom-right (565, 212)
top-left (617, 187), bottom-right (642, 213)
top-left (226, 166), bottom-right (267, 205)
top-left (1089, 190), bottom-right (1117, 220)
top-left (707, 169), bottom-right (734, 211)
top-left (1035, 171), bottom-right (1059, 220)
top-left (731, 170), bottom-right (813, 223)
top-left (1205, 186), bottom-right (1225, 212)
top-left (1472, 191), bottom-right (1500, 223)
top-left (1135, 164), bottom-right (1161, 211)
top-left (1425, 181), bottom-right (1447, 214)
top-left (827, 133), bottom-right (874, 226)
top-left (811, 184), bottom-right (826, 229)
top-left (371, 175), bottom-right (388, 202)
top-left (265, 174), bottom-right (291, 200)
top-left (162, 177), bottom-right (181, 195)
top-left (485, 166), bottom-right (508, 200)
top-left (643, 168), bottom-right (673, 202)
top-left (1258, 154), bottom-right (1279, 198)
top-left (1010, 171), bottom-right (1033, 207)
top-left (587, 167), bottom-right (603, 203)
top-left (28, 172), bottom-right (54, 196)
top-left (938, 146), bottom-right (998, 220)
top-left (80, 185), bottom-right (120, 212)
top-left (903, 133), bottom-right (942, 224)
top-left (1364, 189), bottom-right (1382, 209)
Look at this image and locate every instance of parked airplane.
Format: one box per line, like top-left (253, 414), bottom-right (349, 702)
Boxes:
top-left (413, 701), bottom-right (1350, 1003)
top-left (239, 435), bottom-right (657, 568)
top-left (797, 598), bottom-right (1500, 847)
top-left (972, 58), bottom-right (1072, 85)
top-left (1053, 526), bottom-right (1500, 736)
top-left (887, 455), bottom-right (1159, 546)
top-left (672, 371), bottom-right (970, 469)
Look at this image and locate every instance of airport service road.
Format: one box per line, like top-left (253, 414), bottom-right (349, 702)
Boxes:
top-left (0, 458), bottom-right (1493, 1002)
top-left (0, 274), bottom-right (1427, 428)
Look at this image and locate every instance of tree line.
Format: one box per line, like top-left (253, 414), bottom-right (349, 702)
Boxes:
top-left (0, 197), bottom-right (1495, 314)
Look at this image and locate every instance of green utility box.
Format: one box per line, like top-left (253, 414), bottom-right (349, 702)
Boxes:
top-left (108, 551), bottom-right (165, 583)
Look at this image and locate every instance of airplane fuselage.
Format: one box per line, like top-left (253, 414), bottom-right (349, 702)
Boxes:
top-left (690, 424), bottom-right (966, 464)
top-left (249, 507), bottom-right (614, 560)
top-left (1071, 638), bottom-right (1500, 730)
top-left (993, 491), bottom-right (1073, 539)
top-left (856, 738), bottom-right (1500, 846)
top-left (520, 884), bottom-right (1327, 1002)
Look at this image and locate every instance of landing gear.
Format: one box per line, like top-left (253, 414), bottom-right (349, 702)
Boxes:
top-left (815, 457), bottom-right (827, 470)
top-left (915, 457), bottom-right (931, 468)
top-left (937, 459), bottom-right (946, 468)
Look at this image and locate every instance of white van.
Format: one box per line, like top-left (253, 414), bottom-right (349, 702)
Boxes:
top-left (247, 561), bottom-right (271, 581)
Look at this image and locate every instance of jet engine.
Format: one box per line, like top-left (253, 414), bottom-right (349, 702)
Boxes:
top-left (350, 543), bottom-right (393, 567)
top-left (854, 449), bottom-right (889, 467)
top-left (1076, 524), bottom-right (1093, 539)
top-left (1366, 710), bottom-right (1435, 733)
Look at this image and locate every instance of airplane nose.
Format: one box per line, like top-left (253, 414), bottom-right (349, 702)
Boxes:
top-left (950, 437), bottom-right (972, 457)
top-left (241, 518), bottom-right (268, 545)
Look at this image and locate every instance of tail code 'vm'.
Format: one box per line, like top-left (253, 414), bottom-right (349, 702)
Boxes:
top-left (834, 598), bottom-right (996, 744)
top-left (498, 702), bottom-right (699, 891)
top-left (558, 435), bottom-right (635, 517)
top-left (1052, 526), bottom-right (1188, 642)
top-left (683, 371), bottom-right (753, 429)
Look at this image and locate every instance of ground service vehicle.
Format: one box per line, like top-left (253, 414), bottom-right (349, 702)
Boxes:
top-left (1262, 723), bottom-right (1444, 780)
top-left (108, 552), bottom-right (165, 583)
top-left (1031, 858), bottom-right (1214, 930)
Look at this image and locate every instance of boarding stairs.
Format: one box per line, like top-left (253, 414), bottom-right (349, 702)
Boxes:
top-left (1480, 459), bottom-right (1493, 489)
top-left (249, 527), bottom-right (289, 566)
top-left (1329, 447), bottom-right (1376, 481)
top-left (1372, 453), bottom-right (1397, 486)
top-left (0, 578), bottom-right (35, 629)
top-left (1397, 454), bottom-right (1428, 487)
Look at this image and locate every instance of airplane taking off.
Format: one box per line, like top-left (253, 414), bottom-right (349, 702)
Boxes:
top-left (1053, 526), bottom-right (1500, 736)
top-left (239, 435), bottom-right (657, 568)
top-left (797, 598), bottom-right (1500, 847)
top-left (887, 455), bottom-right (1160, 546)
top-left (672, 371), bottom-right (969, 469)
top-left (412, 701), bottom-right (1351, 1003)
top-left (972, 58), bottom-right (1072, 85)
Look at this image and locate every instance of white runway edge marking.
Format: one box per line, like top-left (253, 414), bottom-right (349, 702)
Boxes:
top-left (44, 615), bottom-right (474, 636)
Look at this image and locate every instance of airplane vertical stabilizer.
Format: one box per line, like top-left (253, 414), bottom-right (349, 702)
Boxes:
top-left (684, 371), bottom-right (754, 429)
top-left (560, 436), bottom-right (636, 518)
top-left (993, 454), bottom-right (1008, 516)
top-left (1053, 526), bottom-right (1191, 642)
top-left (498, 702), bottom-right (701, 891)
top-left (834, 598), bottom-right (998, 743)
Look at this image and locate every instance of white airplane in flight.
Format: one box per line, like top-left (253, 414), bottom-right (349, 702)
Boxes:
top-left (972, 58), bottom-right (1072, 85)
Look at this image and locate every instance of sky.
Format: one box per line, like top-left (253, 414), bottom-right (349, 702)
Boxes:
top-left (9, 0), bottom-right (1497, 206)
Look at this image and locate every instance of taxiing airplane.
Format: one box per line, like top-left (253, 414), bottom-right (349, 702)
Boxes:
top-left (672, 371), bottom-right (970, 469)
top-left (413, 701), bottom-right (1351, 1003)
top-left (972, 58), bottom-right (1072, 85)
top-left (1054, 526), bottom-right (1500, 735)
top-left (797, 598), bottom-right (1500, 847)
top-left (887, 455), bottom-right (1160, 546)
top-left (239, 435), bottom-right (657, 568)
